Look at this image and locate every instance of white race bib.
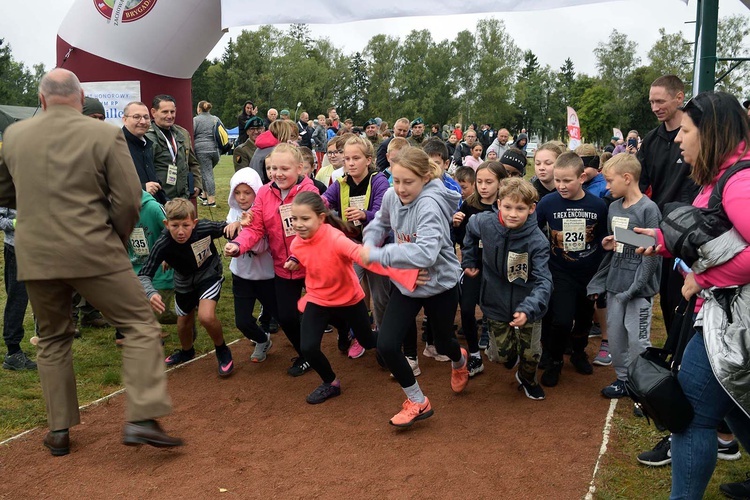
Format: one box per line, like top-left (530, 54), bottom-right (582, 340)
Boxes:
top-left (507, 251), bottom-right (529, 283)
top-left (191, 236), bottom-right (211, 268)
top-left (166, 164), bottom-right (178, 186)
top-left (562, 218), bottom-right (586, 252)
top-left (129, 227), bottom-right (149, 256)
top-left (279, 203), bottom-right (295, 237)
top-left (348, 195), bottom-right (367, 226)
top-left (611, 216), bottom-right (630, 253)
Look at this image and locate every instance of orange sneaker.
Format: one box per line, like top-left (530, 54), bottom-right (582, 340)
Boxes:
top-left (451, 348), bottom-right (469, 393)
top-left (389, 397), bottom-right (434, 427)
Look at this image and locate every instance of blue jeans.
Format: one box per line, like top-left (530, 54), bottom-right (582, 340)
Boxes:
top-left (670, 332), bottom-right (750, 499)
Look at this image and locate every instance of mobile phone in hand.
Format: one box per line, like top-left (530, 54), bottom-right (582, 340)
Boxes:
top-left (614, 226), bottom-right (656, 249)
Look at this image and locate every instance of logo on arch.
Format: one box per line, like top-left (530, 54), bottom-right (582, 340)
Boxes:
top-left (95, 0), bottom-right (158, 23)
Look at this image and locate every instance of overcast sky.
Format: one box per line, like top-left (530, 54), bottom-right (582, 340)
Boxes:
top-left (2, 0), bottom-right (749, 77)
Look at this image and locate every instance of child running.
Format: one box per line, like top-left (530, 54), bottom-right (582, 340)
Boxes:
top-left (285, 192), bottom-right (418, 404)
top-left (452, 161), bottom-right (508, 377)
top-left (226, 167), bottom-right (278, 363)
top-left (361, 147), bottom-right (469, 427)
top-left (463, 177), bottom-right (553, 399)
top-left (139, 198), bottom-right (236, 376)
top-left (531, 142), bottom-right (563, 200)
top-left (225, 143), bottom-right (321, 377)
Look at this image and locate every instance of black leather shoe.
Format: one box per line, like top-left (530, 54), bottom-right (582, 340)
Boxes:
top-left (44, 430), bottom-right (70, 456)
top-left (122, 420), bottom-right (183, 448)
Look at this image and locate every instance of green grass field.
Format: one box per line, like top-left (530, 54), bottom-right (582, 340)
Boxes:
top-left (0, 156), bottom-right (747, 497)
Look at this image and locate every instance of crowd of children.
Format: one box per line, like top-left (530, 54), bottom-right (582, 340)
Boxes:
top-left (3, 124), bottom-right (670, 430)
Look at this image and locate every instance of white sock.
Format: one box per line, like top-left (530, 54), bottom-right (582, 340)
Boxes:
top-left (403, 382), bottom-right (425, 403)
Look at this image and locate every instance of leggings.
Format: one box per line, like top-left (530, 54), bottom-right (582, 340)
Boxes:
top-left (232, 275), bottom-right (278, 344)
top-left (274, 276), bottom-right (304, 357)
top-left (300, 300), bottom-right (375, 383)
top-left (459, 271), bottom-right (481, 353)
top-left (378, 285), bottom-right (461, 388)
top-left (196, 150), bottom-right (219, 196)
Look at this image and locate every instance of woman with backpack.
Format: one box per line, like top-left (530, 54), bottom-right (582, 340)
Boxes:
top-left (193, 100), bottom-right (222, 207)
top-left (636, 91), bottom-right (750, 500)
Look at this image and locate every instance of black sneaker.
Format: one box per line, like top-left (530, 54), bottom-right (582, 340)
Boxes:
top-left (570, 352), bottom-right (593, 375)
top-left (718, 439), bottom-right (742, 461)
top-left (541, 361), bottom-right (563, 387)
top-left (467, 356), bottom-right (484, 377)
top-left (478, 329), bottom-right (490, 350)
top-left (165, 347), bottom-right (195, 367)
top-left (720, 472), bottom-right (750, 499)
top-left (337, 333), bottom-right (351, 353)
top-left (215, 346), bottom-right (234, 377)
top-left (515, 371), bottom-right (545, 400)
top-left (268, 318), bottom-right (279, 333)
top-left (287, 356), bottom-right (311, 377)
top-left (2, 351), bottom-right (37, 371)
top-left (637, 435), bottom-right (671, 467)
top-left (306, 382), bottom-right (341, 404)
top-left (601, 379), bottom-right (628, 399)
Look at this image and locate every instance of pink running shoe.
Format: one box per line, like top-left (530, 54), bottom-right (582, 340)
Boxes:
top-left (348, 338), bottom-right (365, 359)
top-left (389, 397), bottom-right (434, 427)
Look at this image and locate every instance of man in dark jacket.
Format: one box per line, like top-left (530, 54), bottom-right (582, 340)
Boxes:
top-left (453, 128), bottom-right (478, 166)
top-left (297, 111), bottom-right (313, 149)
top-left (122, 101), bottom-right (167, 204)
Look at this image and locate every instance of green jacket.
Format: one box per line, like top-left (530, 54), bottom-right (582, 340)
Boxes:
top-left (233, 138), bottom-right (257, 172)
top-left (128, 191), bottom-right (174, 290)
top-left (146, 122), bottom-right (202, 200)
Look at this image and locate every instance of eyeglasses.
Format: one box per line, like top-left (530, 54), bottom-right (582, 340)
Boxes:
top-left (327, 150), bottom-right (343, 156)
top-left (125, 114), bottom-right (149, 122)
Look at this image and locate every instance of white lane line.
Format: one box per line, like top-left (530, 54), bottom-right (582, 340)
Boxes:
top-left (585, 398), bottom-right (619, 500)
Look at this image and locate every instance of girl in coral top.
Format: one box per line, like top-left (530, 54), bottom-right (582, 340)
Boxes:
top-left (284, 192), bottom-right (419, 405)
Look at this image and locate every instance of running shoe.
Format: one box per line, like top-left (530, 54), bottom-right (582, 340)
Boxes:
top-left (541, 360), bottom-right (563, 387)
top-left (515, 371), bottom-right (545, 400)
top-left (216, 347), bottom-right (234, 377)
top-left (593, 343), bottom-right (612, 366)
top-left (422, 344), bottom-right (450, 362)
top-left (287, 356), bottom-right (311, 377)
top-left (719, 472), bottom-right (750, 499)
top-left (637, 435), bottom-right (671, 467)
top-left (451, 348), bottom-right (469, 393)
top-left (389, 397), bottom-right (433, 427)
top-left (251, 339), bottom-right (273, 363)
top-left (306, 382), bottom-right (341, 404)
top-left (390, 356), bottom-right (421, 378)
top-left (467, 356), bottom-right (484, 377)
top-left (570, 352), bottom-right (593, 375)
top-left (601, 379), bottom-right (628, 399)
top-left (348, 338), bottom-right (365, 359)
top-left (718, 440), bottom-right (742, 461)
top-left (165, 347), bottom-right (195, 367)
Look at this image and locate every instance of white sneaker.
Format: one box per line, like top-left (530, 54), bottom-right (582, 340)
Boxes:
top-left (251, 339), bottom-right (272, 363)
top-left (391, 356), bottom-right (421, 378)
top-left (422, 344), bottom-right (450, 362)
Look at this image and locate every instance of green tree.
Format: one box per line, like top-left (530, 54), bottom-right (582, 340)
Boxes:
top-left (514, 51), bottom-right (553, 139)
top-left (0, 39), bottom-right (45, 107)
top-left (715, 14), bottom-right (750, 96)
top-left (594, 30), bottom-right (640, 128)
top-left (337, 52), bottom-right (369, 123)
top-left (577, 83), bottom-right (616, 144)
top-left (622, 65), bottom-right (661, 138)
top-left (392, 29), bottom-right (434, 120)
top-left (473, 19), bottom-right (520, 128)
top-left (548, 58), bottom-right (576, 140)
top-left (362, 34), bottom-right (400, 122)
top-left (647, 27), bottom-right (692, 85)
top-left (451, 29), bottom-right (478, 126)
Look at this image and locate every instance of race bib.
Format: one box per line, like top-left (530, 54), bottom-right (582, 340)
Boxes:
top-left (279, 203), bottom-right (295, 237)
top-left (348, 195), bottom-right (367, 226)
top-left (562, 218), bottom-right (586, 252)
top-left (166, 164), bottom-right (178, 186)
top-left (507, 251), bottom-right (529, 283)
top-left (611, 216), bottom-right (630, 253)
top-left (191, 236), bottom-right (211, 268)
top-left (129, 227), bottom-right (149, 256)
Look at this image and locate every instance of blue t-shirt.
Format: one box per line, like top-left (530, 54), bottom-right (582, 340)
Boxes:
top-left (441, 173), bottom-right (462, 209)
top-left (535, 190), bottom-right (608, 276)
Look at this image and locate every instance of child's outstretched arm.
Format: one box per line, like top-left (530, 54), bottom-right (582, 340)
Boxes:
top-left (227, 202), bottom-right (266, 256)
top-left (362, 190), bottom-right (393, 248)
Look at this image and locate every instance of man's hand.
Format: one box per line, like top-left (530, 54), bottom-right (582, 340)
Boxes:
top-left (145, 182), bottom-right (161, 195)
top-left (150, 293), bottom-right (166, 314)
top-left (464, 267), bottom-right (479, 278)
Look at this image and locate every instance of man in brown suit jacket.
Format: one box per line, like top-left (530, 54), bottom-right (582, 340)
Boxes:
top-left (0, 69), bottom-right (182, 456)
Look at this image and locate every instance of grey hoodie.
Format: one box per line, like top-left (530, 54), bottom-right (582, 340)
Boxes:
top-left (363, 179), bottom-right (462, 298)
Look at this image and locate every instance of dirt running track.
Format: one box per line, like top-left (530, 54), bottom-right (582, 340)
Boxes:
top-left (0, 334), bottom-right (613, 499)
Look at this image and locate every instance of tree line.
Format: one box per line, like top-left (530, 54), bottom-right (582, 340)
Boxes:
top-left (1, 15), bottom-right (748, 145)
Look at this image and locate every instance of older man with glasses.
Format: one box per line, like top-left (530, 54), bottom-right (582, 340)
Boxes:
top-left (453, 128), bottom-right (478, 167)
top-left (122, 101), bottom-right (167, 204)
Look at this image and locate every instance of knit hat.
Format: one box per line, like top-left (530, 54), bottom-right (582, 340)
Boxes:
top-left (500, 148), bottom-right (527, 176)
top-left (244, 116), bottom-right (264, 130)
top-left (82, 97), bottom-right (105, 117)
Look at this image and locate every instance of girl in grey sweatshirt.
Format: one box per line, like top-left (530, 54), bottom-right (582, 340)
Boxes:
top-left (362, 147), bottom-right (469, 428)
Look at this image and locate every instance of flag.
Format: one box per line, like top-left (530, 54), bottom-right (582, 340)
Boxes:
top-left (567, 106), bottom-right (581, 150)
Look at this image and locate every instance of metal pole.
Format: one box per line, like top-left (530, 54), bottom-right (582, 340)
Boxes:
top-left (693, 0), bottom-right (719, 93)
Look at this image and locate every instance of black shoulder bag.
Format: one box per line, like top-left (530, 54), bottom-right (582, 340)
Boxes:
top-left (625, 296), bottom-right (697, 433)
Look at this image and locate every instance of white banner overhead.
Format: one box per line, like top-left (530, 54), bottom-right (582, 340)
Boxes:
top-left (220, 0), bottom-right (618, 28)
